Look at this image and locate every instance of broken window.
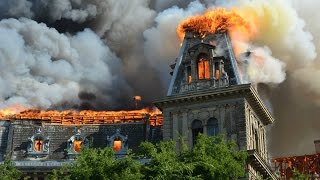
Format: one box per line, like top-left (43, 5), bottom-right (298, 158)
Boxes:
top-left (197, 54), bottom-right (210, 80)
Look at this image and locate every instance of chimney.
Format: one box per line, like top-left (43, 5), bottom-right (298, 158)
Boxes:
top-left (314, 140), bottom-right (320, 153)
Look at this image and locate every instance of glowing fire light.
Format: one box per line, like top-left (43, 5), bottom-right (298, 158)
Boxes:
top-left (113, 140), bottom-right (122, 151)
top-left (133, 96), bottom-right (142, 101)
top-left (0, 104), bottom-right (27, 119)
top-left (177, 7), bottom-right (258, 42)
top-left (0, 106), bottom-right (162, 126)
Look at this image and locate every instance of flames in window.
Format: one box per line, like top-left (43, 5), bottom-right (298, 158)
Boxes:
top-left (34, 139), bottom-right (43, 152)
top-left (215, 62), bottom-right (220, 79)
top-left (74, 140), bottom-right (82, 153)
top-left (113, 139), bottom-right (122, 151)
top-left (198, 58), bottom-right (210, 80)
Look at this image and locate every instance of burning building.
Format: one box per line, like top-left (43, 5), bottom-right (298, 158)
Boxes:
top-left (154, 30), bottom-right (276, 179)
top-left (0, 108), bottom-right (163, 178)
top-left (0, 29), bottom-right (278, 179)
top-left (0, 1), bottom-right (319, 179)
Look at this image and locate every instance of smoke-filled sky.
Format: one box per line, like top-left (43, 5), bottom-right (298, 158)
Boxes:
top-left (0, 0), bottom-right (319, 156)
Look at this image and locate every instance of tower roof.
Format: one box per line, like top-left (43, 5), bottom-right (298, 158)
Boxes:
top-left (167, 32), bottom-right (242, 96)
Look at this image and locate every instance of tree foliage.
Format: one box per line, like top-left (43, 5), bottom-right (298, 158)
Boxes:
top-left (292, 169), bottom-right (309, 180)
top-left (139, 134), bottom-right (247, 180)
top-left (0, 157), bottom-right (21, 180)
top-left (50, 134), bottom-right (247, 180)
top-left (49, 148), bottom-right (143, 180)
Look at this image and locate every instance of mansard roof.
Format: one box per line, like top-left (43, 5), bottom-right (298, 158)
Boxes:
top-left (187, 43), bottom-right (215, 52)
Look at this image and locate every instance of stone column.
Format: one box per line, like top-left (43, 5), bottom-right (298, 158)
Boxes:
top-left (162, 111), bottom-right (171, 141)
top-left (182, 111), bottom-right (189, 146)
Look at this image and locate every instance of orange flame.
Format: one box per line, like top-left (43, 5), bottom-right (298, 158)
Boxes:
top-left (0, 106), bottom-right (162, 126)
top-left (133, 95), bottom-right (142, 101)
top-left (177, 7), bottom-right (258, 42)
top-left (0, 104), bottom-right (27, 119)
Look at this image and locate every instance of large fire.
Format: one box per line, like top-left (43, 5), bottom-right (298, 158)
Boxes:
top-left (0, 107), bottom-right (162, 126)
top-left (177, 7), bottom-right (258, 42)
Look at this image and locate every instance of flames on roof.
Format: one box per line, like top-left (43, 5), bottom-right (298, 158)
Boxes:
top-left (0, 106), bottom-right (163, 126)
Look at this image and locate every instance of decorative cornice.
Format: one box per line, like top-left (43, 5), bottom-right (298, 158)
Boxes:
top-left (154, 84), bottom-right (274, 125)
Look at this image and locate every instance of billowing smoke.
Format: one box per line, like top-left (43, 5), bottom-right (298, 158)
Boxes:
top-left (0, 18), bottom-right (129, 110)
top-left (144, 1), bottom-right (205, 83)
top-left (0, 0), bottom-right (319, 156)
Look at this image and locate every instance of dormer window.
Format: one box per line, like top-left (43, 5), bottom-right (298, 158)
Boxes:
top-left (27, 127), bottom-right (49, 158)
top-left (197, 54), bottom-right (210, 80)
top-left (67, 128), bottom-right (88, 159)
top-left (107, 129), bottom-right (128, 155)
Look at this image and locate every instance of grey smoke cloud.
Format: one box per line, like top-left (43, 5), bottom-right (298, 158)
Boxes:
top-left (0, 18), bottom-right (128, 109)
top-left (144, 1), bottom-right (206, 84)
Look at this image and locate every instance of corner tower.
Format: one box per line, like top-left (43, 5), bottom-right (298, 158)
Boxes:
top-left (155, 32), bottom-right (277, 179)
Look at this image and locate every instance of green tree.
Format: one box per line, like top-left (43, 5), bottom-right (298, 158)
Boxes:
top-left (0, 157), bottom-right (21, 180)
top-left (49, 148), bottom-right (143, 180)
top-left (292, 169), bottom-right (309, 180)
top-left (139, 140), bottom-right (194, 180)
top-left (139, 134), bottom-right (247, 180)
top-left (51, 134), bottom-right (247, 180)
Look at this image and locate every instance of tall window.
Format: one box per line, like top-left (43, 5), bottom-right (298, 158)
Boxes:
top-left (187, 66), bottom-right (192, 83)
top-left (197, 54), bottom-right (210, 80)
top-left (254, 129), bottom-right (259, 152)
top-left (207, 118), bottom-right (219, 136)
top-left (191, 120), bottom-right (203, 145)
top-left (214, 62), bottom-right (220, 79)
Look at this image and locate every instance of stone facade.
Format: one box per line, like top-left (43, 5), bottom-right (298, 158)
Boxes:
top-left (155, 32), bottom-right (277, 179)
top-left (0, 117), bottom-right (162, 178)
top-left (7, 121), bottom-right (148, 161)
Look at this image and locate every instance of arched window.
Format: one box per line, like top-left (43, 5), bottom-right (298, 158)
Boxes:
top-left (197, 54), bottom-right (210, 80)
top-left (191, 120), bottom-right (203, 145)
top-left (207, 118), bottom-right (219, 136)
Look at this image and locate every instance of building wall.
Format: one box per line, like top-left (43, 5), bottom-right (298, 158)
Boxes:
top-left (162, 97), bottom-right (247, 150)
top-left (0, 121), bottom-right (9, 161)
top-left (245, 100), bottom-right (268, 161)
top-left (6, 120), bottom-right (148, 160)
